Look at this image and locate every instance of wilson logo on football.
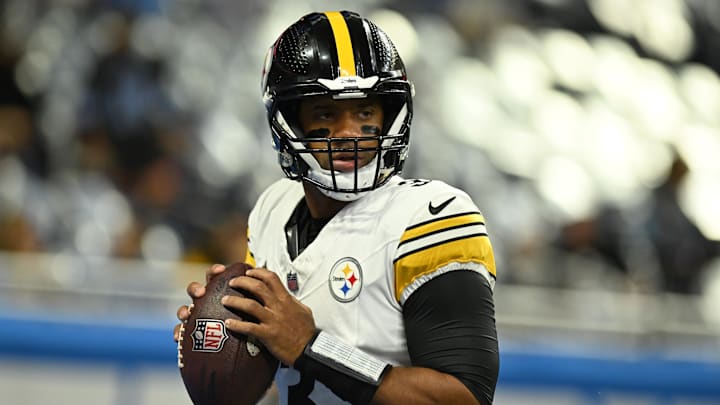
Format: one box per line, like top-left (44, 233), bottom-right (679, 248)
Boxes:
top-left (191, 319), bottom-right (229, 352)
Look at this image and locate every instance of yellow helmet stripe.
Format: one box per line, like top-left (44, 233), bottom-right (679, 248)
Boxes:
top-left (324, 11), bottom-right (356, 76)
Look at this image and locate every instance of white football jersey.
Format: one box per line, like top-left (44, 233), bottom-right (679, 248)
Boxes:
top-left (245, 176), bottom-right (496, 404)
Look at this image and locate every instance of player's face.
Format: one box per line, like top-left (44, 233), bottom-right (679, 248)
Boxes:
top-left (298, 96), bottom-right (384, 172)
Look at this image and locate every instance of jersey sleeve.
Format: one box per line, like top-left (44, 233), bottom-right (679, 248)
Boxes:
top-left (392, 188), bottom-right (496, 305)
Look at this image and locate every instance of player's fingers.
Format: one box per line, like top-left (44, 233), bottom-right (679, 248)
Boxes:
top-left (187, 282), bottom-right (205, 298)
top-left (228, 275), bottom-right (275, 306)
top-left (221, 295), bottom-right (270, 322)
top-left (173, 323), bottom-right (181, 342)
top-left (224, 318), bottom-right (262, 338)
top-left (206, 263), bottom-right (226, 284)
top-left (176, 304), bottom-right (191, 321)
top-left (246, 268), bottom-right (287, 296)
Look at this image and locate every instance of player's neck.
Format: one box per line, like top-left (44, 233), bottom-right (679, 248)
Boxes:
top-left (302, 182), bottom-right (350, 220)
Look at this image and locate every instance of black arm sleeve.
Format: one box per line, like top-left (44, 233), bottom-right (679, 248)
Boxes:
top-left (402, 270), bottom-right (499, 405)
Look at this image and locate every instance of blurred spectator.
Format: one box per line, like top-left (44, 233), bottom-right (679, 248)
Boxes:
top-left (645, 154), bottom-right (720, 294)
top-left (553, 206), bottom-right (633, 290)
top-left (0, 32), bottom-right (32, 158)
top-left (0, 0), bottom-right (718, 297)
top-left (107, 129), bottom-right (184, 257)
top-left (503, 204), bottom-right (642, 292)
top-left (81, 11), bottom-right (171, 141)
top-left (0, 25), bottom-right (46, 252)
top-left (183, 213), bottom-right (249, 265)
top-left (0, 214), bottom-right (42, 251)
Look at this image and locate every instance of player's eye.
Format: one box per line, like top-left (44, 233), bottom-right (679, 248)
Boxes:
top-left (358, 108), bottom-right (375, 120)
top-left (314, 111), bottom-right (334, 121)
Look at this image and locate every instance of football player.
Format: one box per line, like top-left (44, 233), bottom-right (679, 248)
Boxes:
top-left (175, 10), bottom-right (499, 404)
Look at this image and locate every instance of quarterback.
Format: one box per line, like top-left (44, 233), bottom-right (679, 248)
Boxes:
top-left (175, 10), bottom-right (499, 405)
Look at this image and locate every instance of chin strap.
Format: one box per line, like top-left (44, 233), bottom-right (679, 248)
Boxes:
top-left (316, 186), bottom-right (371, 201)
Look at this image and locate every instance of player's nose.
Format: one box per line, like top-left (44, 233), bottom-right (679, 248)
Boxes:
top-left (331, 110), bottom-right (360, 139)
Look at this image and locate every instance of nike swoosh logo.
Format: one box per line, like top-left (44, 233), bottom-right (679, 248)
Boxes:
top-left (428, 196), bottom-right (456, 215)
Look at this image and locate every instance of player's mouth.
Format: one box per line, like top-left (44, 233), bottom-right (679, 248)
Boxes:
top-left (330, 153), bottom-right (366, 172)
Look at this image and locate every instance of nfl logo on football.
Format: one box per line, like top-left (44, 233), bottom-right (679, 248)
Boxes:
top-left (191, 319), bottom-right (229, 352)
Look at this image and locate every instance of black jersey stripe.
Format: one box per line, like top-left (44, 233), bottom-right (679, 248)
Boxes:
top-left (397, 221), bottom-right (484, 248)
top-left (404, 211), bottom-right (484, 232)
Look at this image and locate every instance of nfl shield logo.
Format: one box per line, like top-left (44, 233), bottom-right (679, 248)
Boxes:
top-left (191, 319), bottom-right (229, 352)
top-left (286, 273), bottom-right (299, 292)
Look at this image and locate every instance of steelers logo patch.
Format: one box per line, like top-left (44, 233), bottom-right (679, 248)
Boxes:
top-left (328, 257), bottom-right (363, 302)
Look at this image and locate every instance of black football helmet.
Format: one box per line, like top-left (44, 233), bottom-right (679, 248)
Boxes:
top-left (261, 11), bottom-right (414, 201)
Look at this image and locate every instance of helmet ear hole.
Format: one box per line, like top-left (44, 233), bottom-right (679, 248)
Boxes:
top-left (278, 151), bottom-right (294, 168)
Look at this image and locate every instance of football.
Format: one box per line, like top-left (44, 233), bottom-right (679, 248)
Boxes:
top-left (178, 262), bottom-right (279, 405)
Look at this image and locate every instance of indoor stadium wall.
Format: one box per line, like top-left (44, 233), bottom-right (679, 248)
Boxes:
top-left (1, 253), bottom-right (719, 405)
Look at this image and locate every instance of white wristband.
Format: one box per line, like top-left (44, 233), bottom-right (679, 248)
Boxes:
top-left (308, 331), bottom-right (389, 384)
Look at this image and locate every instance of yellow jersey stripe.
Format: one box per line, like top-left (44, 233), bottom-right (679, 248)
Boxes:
top-left (399, 221), bottom-right (482, 247)
top-left (324, 11), bottom-right (356, 76)
top-left (395, 231), bottom-right (490, 263)
top-left (394, 234), bottom-right (496, 301)
top-left (245, 248), bottom-right (256, 268)
top-left (245, 227), bottom-right (256, 267)
top-left (400, 212), bottom-right (485, 244)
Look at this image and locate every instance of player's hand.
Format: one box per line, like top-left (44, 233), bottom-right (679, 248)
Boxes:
top-left (173, 263), bottom-right (228, 342)
top-left (222, 267), bottom-right (316, 366)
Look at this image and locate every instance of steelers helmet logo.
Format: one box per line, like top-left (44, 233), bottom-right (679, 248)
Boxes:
top-left (328, 257), bottom-right (363, 302)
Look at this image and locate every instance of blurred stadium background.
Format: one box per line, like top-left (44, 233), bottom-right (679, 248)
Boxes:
top-left (1, 0), bottom-right (720, 404)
